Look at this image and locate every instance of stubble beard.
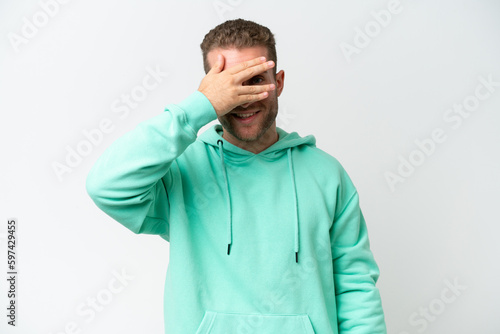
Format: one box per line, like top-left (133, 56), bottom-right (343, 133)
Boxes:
top-left (219, 93), bottom-right (279, 142)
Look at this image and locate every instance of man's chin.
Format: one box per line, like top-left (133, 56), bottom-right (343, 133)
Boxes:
top-left (226, 128), bottom-right (262, 142)
top-left (219, 113), bottom-right (277, 144)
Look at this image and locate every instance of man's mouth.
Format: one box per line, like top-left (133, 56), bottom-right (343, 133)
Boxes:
top-left (234, 111), bottom-right (258, 119)
top-left (232, 110), bottom-right (260, 122)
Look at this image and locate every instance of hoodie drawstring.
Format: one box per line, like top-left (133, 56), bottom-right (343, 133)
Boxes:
top-left (217, 139), bottom-right (232, 255)
top-left (287, 147), bottom-right (300, 263)
top-left (216, 140), bottom-right (299, 263)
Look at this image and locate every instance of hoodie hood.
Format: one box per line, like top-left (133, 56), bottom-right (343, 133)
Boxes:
top-left (199, 124), bottom-right (316, 159)
top-left (198, 124), bottom-right (316, 263)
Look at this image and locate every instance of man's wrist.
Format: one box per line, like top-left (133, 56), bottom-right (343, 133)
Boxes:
top-left (176, 91), bottom-right (218, 133)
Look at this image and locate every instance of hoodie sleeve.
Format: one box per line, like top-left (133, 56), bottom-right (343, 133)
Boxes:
top-left (86, 91), bottom-right (217, 239)
top-left (330, 170), bottom-right (387, 333)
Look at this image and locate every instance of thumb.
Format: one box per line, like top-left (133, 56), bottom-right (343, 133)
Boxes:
top-left (210, 54), bottom-right (224, 74)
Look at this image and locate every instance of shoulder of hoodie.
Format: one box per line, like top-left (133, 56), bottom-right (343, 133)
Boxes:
top-left (301, 145), bottom-right (358, 193)
top-left (300, 144), bottom-right (347, 173)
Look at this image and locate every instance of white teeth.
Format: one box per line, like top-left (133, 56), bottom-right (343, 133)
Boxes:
top-left (235, 112), bottom-right (257, 118)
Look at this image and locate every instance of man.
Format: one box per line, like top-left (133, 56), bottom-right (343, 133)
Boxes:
top-left (86, 19), bottom-right (386, 333)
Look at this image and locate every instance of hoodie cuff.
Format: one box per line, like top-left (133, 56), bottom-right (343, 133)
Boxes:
top-left (176, 91), bottom-right (218, 133)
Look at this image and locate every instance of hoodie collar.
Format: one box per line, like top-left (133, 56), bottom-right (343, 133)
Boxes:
top-left (199, 124), bottom-right (316, 159)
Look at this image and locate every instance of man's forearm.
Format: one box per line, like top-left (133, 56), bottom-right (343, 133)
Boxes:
top-left (85, 91), bottom-right (217, 234)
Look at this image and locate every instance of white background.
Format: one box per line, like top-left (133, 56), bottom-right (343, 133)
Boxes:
top-left (1, 0), bottom-right (499, 333)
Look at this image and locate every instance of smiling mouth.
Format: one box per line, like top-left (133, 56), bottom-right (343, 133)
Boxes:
top-left (231, 109), bottom-right (261, 119)
top-left (234, 111), bottom-right (258, 119)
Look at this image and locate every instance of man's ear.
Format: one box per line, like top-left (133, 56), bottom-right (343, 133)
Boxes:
top-left (275, 70), bottom-right (285, 97)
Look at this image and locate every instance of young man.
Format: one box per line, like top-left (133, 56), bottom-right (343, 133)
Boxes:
top-left (86, 19), bottom-right (387, 333)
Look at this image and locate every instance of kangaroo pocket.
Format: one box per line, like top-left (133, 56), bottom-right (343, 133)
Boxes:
top-left (195, 310), bottom-right (315, 334)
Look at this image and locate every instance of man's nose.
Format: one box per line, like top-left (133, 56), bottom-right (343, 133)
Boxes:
top-left (240, 102), bottom-right (253, 109)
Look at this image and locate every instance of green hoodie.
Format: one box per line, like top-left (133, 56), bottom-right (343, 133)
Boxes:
top-left (86, 91), bottom-right (386, 333)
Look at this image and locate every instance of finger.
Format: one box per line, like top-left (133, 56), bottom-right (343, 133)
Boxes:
top-left (237, 91), bottom-right (270, 105)
top-left (209, 54), bottom-right (224, 74)
top-left (237, 83), bottom-right (275, 95)
top-left (234, 60), bottom-right (274, 83)
top-left (226, 56), bottom-right (267, 75)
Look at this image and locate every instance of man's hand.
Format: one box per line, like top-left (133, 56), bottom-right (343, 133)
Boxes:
top-left (198, 54), bottom-right (276, 117)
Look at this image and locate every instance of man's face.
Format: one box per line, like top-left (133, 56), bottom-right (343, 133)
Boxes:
top-left (206, 46), bottom-right (284, 143)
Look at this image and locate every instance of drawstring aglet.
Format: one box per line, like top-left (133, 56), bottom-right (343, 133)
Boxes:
top-left (227, 244), bottom-right (231, 255)
top-left (295, 252), bottom-right (298, 263)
